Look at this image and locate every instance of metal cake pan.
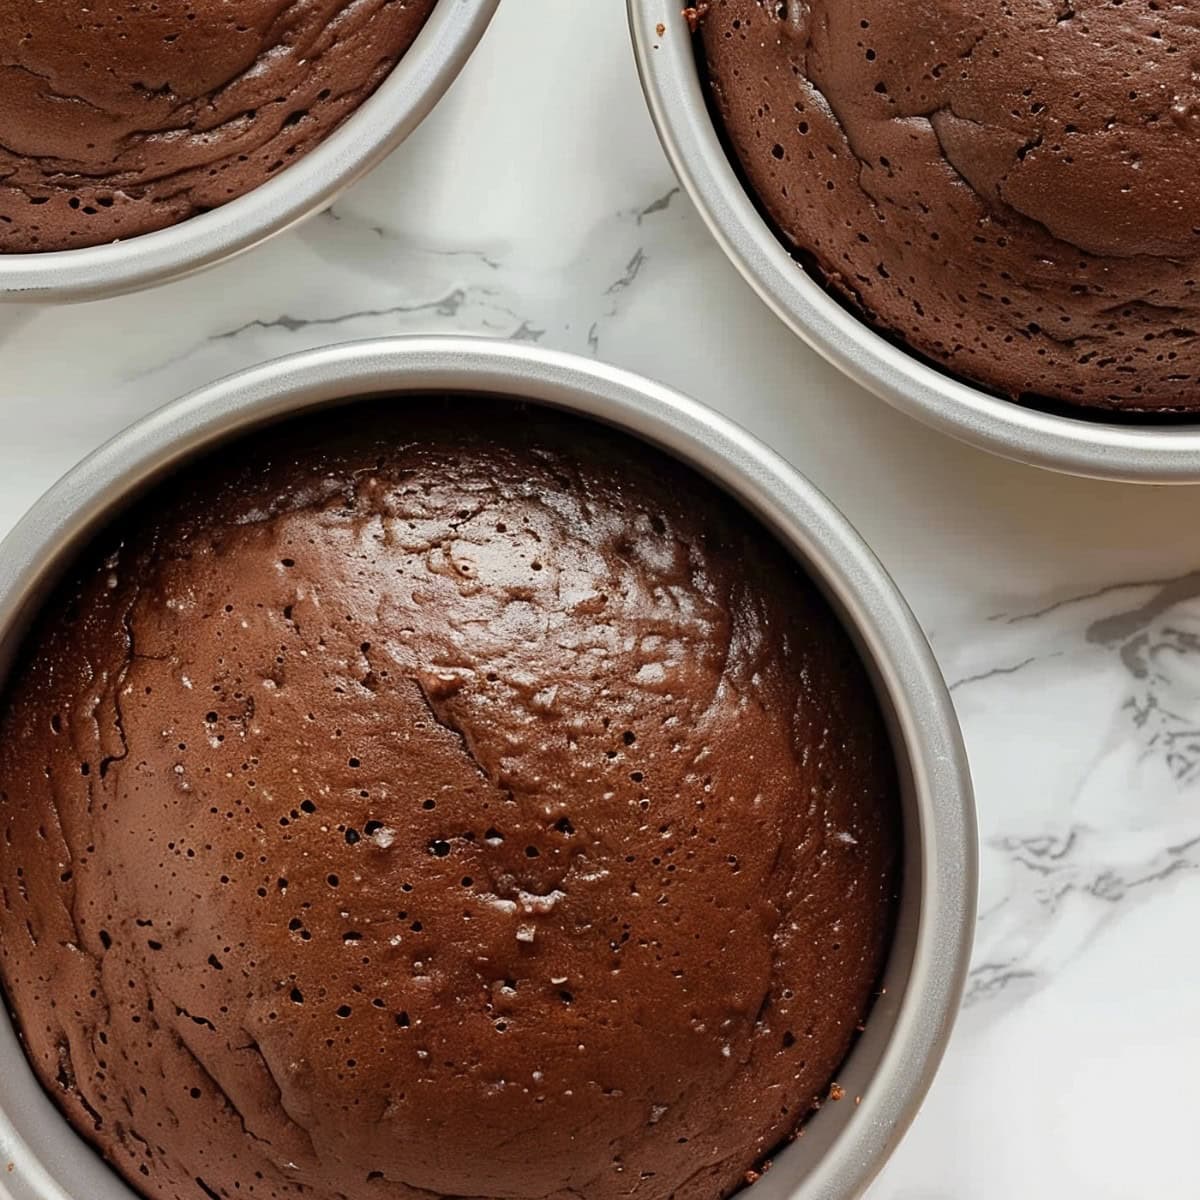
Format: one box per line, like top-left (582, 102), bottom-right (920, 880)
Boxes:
top-left (629, 0), bottom-right (1200, 484)
top-left (0, 0), bottom-right (499, 304)
top-left (0, 338), bottom-right (976, 1200)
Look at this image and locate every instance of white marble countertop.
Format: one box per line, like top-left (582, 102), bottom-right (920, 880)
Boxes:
top-left (3, 2), bottom-right (1198, 1196)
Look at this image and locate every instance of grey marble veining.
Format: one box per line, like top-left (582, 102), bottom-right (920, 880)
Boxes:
top-left (2, 1), bottom-right (1200, 1196)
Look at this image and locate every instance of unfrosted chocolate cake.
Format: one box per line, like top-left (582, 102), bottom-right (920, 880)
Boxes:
top-left (0, 0), bottom-right (436, 252)
top-left (698, 1), bottom-right (1200, 413)
top-left (0, 399), bottom-right (900, 1200)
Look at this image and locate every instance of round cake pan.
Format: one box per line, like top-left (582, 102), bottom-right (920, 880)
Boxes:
top-left (629, 0), bottom-right (1200, 484)
top-left (0, 338), bottom-right (976, 1200)
top-left (0, 0), bottom-right (498, 304)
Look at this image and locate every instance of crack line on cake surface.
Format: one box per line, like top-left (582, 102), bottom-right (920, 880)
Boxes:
top-left (164, 1019), bottom-right (276, 1149)
top-left (411, 672), bottom-right (516, 807)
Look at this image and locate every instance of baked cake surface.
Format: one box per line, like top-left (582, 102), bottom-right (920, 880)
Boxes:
top-left (0, 399), bottom-right (900, 1200)
top-left (700, 0), bottom-right (1200, 413)
top-left (0, 0), bottom-right (437, 252)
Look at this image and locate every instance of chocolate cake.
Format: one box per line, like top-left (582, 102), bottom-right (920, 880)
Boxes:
top-left (0, 398), bottom-right (900, 1200)
top-left (0, 0), bottom-right (437, 253)
top-left (698, 1), bottom-right (1200, 414)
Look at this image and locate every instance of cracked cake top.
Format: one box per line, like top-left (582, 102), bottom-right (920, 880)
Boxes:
top-left (0, 398), bottom-right (900, 1200)
top-left (0, 0), bottom-right (436, 253)
top-left (699, 0), bottom-right (1200, 414)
